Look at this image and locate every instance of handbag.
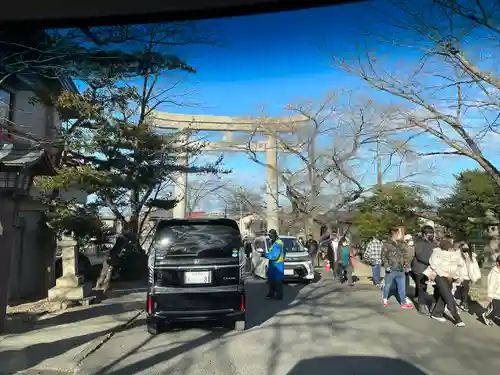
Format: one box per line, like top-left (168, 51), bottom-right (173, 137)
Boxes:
top-left (469, 258), bottom-right (482, 283)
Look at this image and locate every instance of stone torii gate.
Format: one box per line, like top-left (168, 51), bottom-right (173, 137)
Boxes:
top-left (152, 112), bottom-right (307, 233)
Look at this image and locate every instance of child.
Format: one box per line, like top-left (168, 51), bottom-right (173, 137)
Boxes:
top-left (483, 255), bottom-right (500, 326)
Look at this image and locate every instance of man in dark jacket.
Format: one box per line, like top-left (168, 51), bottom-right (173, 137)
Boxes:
top-left (411, 225), bottom-right (437, 315)
top-left (306, 235), bottom-right (318, 254)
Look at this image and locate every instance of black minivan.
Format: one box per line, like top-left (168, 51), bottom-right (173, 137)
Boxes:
top-left (146, 218), bottom-right (246, 334)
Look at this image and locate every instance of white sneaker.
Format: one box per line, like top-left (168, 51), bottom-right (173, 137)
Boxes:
top-left (431, 315), bottom-right (446, 322)
top-left (455, 322), bottom-right (466, 327)
top-left (483, 312), bottom-right (494, 326)
top-left (406, 297), bottom-right (413, 305)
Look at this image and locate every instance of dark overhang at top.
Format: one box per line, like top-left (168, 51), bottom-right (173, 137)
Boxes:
top-left (0, 0), bottom-right (367, 29)
top-left (0, 30), bottom-right (79, 96)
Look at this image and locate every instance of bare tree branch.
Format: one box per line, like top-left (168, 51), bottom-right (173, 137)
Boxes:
top-left (240, 94), bottom-right (425, 229)
top-left (333, 0), bottom-right (500, 187)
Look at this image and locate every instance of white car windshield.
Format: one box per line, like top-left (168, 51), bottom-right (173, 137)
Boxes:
top-left (281, 237), bottom-right (306, 253)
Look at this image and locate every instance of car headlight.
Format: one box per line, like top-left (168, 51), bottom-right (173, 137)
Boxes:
top-left (286, 256), bottom-right (312, 262)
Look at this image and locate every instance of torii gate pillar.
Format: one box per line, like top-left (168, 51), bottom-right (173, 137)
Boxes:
top-left (266, 132), bottom-right (279, 232)
top-left (153, 112), bottom-right (307, 232)
top-left (172, 154), bottom-right (188, 219)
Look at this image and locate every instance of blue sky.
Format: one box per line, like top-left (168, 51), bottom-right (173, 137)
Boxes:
top-left (157, 3), bottom-right (380, 190)
top-left (81, 1), bottom-right (498, 211)
top-left (151, 1), bottom-right (497, 201)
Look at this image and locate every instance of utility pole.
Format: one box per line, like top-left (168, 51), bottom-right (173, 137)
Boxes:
top-left (376, 136), bottom-right (383, 188)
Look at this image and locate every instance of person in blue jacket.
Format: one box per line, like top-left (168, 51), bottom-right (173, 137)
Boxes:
top-left (263, 229), bottom-right (286, 300)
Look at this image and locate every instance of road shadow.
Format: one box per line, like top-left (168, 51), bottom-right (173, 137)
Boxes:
top-left (5, 299), bottom-right (144, 335)
top-left (244, 277), bottom-right (308, 329)
top-left (287, 355), bottom-right (428, 375)
top-left (0, 319), bottom-right (143, 374)
top-left (98, 327), bottom-right (226, 375)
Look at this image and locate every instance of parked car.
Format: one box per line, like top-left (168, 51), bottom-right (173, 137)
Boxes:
top-left (251, 235), bottom-right (315, 282)
top-left (146, 218), bottom-right (246, 335)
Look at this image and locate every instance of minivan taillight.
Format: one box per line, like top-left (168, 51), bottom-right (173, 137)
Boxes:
top-left (147, 295), bottom-right (152, 314)
top-left (240, 294), bottom-right (245, 312)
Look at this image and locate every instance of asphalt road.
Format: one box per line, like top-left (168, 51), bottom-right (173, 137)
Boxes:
top-left (75, 272), bottom-right (500, 375)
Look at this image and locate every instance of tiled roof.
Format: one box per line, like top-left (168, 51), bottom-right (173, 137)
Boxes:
top-left (0, 141), bottom-right (55, 175)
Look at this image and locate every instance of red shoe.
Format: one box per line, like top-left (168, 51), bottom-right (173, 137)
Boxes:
top-left (383, 299), bottom-right (389, 307)
top-left (400, 303), bottom-right (414, 309)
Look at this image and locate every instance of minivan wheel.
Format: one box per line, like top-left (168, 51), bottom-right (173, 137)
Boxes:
top-left (147, 323), bottom-right (160, 335)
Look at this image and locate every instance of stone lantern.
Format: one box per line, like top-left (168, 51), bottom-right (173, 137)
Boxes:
top-left (0, 141), bottom-right (54, 333)
top-left (468, 210), bottom-right (500, 267)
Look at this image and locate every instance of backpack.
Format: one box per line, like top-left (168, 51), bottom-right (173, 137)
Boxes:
top-left (341, 246), bottom-right (350, 266)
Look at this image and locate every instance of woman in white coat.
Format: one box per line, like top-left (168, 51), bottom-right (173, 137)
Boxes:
top-left (425, 239), bottom-right (467, 327)
top-left (455, 242), bottom-right (481, 312)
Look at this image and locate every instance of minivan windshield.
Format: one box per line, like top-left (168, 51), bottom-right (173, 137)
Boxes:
top-left (154, 224), bottom-right (242, 257)
top-left (280, 237), bottom-right (306, 253)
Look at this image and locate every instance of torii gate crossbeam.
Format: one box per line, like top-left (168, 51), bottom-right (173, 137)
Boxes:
top-left (153, 111), bottom-right (307, 233)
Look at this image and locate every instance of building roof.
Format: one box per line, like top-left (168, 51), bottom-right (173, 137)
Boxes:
top-left (0, 141), bottom-right (55, 175)
top-left (149, 208), bottom-right (173, 220)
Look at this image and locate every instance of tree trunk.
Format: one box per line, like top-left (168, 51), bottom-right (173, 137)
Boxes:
top-left (95, 261), bottom-right (114, 294)
top-left (95, 233), bottom-right (130, 293)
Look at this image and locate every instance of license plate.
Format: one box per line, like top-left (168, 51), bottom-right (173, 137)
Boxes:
top-left (184, 271), bottom-right (212, 284)
top-left (284, 269), bottom-right (294, 276)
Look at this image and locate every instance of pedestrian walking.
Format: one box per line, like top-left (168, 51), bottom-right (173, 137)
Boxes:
top-left (322, 231), bottom-right (340, 279)
top-left (337, 239), bottom-right (356, 286)
top-left (382, 228), bottom-right (413, 309)
top-left (263, 229), bottom-right (286, 300)
top-left (411, 226), bottom-right (437, 315)
top-left (455, 241), bottom-right (481, 312)
top-left (306, 234), bottom-right (318, 253)
top-left (482, 254), bottom-right (500, 326)
top-left (306, 234), bottom-right (319, 265)
top-left (425, 238), bottom-right (466, 327)
top-left (364, 237), bottom-right (383, 287)
top-left (243, 236), bottom-right (253, 272)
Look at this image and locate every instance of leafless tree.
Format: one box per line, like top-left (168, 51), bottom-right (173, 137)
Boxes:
top-left (241, 93), bottom-right (423, 230)
top-left (219, 184), bottom-right (266, 217)
top-left (334, 0), bottom-right (500, 187)
top-left (186, 176), bottom-right (227, 214)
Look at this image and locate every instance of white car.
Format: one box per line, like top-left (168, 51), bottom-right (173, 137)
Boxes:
top-left (251, 235), bottom-right (315, 282)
